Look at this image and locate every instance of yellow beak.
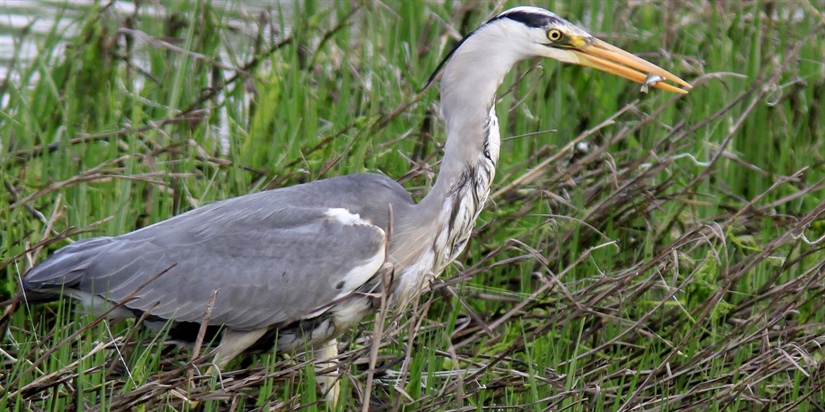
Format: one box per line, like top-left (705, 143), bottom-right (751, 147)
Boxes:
top-left (569, 38), bottom-right (691, 94)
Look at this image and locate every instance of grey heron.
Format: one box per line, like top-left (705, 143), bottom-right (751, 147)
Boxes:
top-left (9, 5), bottom-right (690, 403)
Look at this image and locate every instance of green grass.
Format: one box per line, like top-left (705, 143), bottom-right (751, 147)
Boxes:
top-left (2, 0), bottom-right (824, 410)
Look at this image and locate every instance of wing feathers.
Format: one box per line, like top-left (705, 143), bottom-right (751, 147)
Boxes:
top-left (25, 205), bottom-right (387, 331)
top-left (22, 174), bottom-right (417, 331)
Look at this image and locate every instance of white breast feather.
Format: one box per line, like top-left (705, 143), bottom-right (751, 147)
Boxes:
top-left (325, 208), bottom-right (370, 225)
top-left (486, 106), bottom-right (501, 163)
top-left (394, 250), bottom-right (436, 305)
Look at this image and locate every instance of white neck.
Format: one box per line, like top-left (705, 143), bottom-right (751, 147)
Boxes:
top-left (391, 19), bottom-right (530, 301)
top-left (423, 18), bottom-right (529, 209)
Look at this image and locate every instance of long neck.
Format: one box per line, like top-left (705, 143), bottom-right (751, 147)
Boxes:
top-left (426, 23), bottom-right (527, 201)
top-left (399, 23), bottom-right (526, 269)
top-left (424, 29), bottom-right (518, 206)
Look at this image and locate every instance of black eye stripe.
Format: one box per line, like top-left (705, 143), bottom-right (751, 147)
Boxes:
top-left (493, 10), bottom-right (561, 28)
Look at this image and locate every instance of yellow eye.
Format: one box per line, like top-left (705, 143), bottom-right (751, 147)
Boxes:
top-left (547, 29), bottom-right (563, 42)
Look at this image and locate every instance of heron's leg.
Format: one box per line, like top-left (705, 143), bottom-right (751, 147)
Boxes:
top-left (186, 328), bottom-right (268, 408)
top-left (211, 327), bottom-right (269, 372)
top-left (316, 338), bottom-right (340, 405)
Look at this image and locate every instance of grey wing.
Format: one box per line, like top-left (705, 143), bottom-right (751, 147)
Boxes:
top-left (23, 200), bottom-right (387, 331)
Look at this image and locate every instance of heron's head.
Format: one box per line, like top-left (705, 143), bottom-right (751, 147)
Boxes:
top-left (434, 6), bottom-right (691, 94)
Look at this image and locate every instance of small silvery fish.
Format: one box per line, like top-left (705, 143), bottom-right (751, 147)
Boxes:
top-left (641, 74), bottom-right (666, 93)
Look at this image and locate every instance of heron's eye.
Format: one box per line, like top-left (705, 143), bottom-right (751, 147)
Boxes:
top-left (547, 29), bottom-right (563, 42)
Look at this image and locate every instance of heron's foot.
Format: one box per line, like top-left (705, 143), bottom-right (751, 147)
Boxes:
top-left (316, 339), bottom-right (341, 405)
top-left (185, 365), bottom-right (219, 410)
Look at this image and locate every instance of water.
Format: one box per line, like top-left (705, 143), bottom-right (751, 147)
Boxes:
top-left (0, 0), bottom-right (286, 81)
top-left (0, 0), bottom-right (294, 149)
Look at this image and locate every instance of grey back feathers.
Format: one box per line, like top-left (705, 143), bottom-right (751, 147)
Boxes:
top-left (23, 174), bottom-right (414, 331)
